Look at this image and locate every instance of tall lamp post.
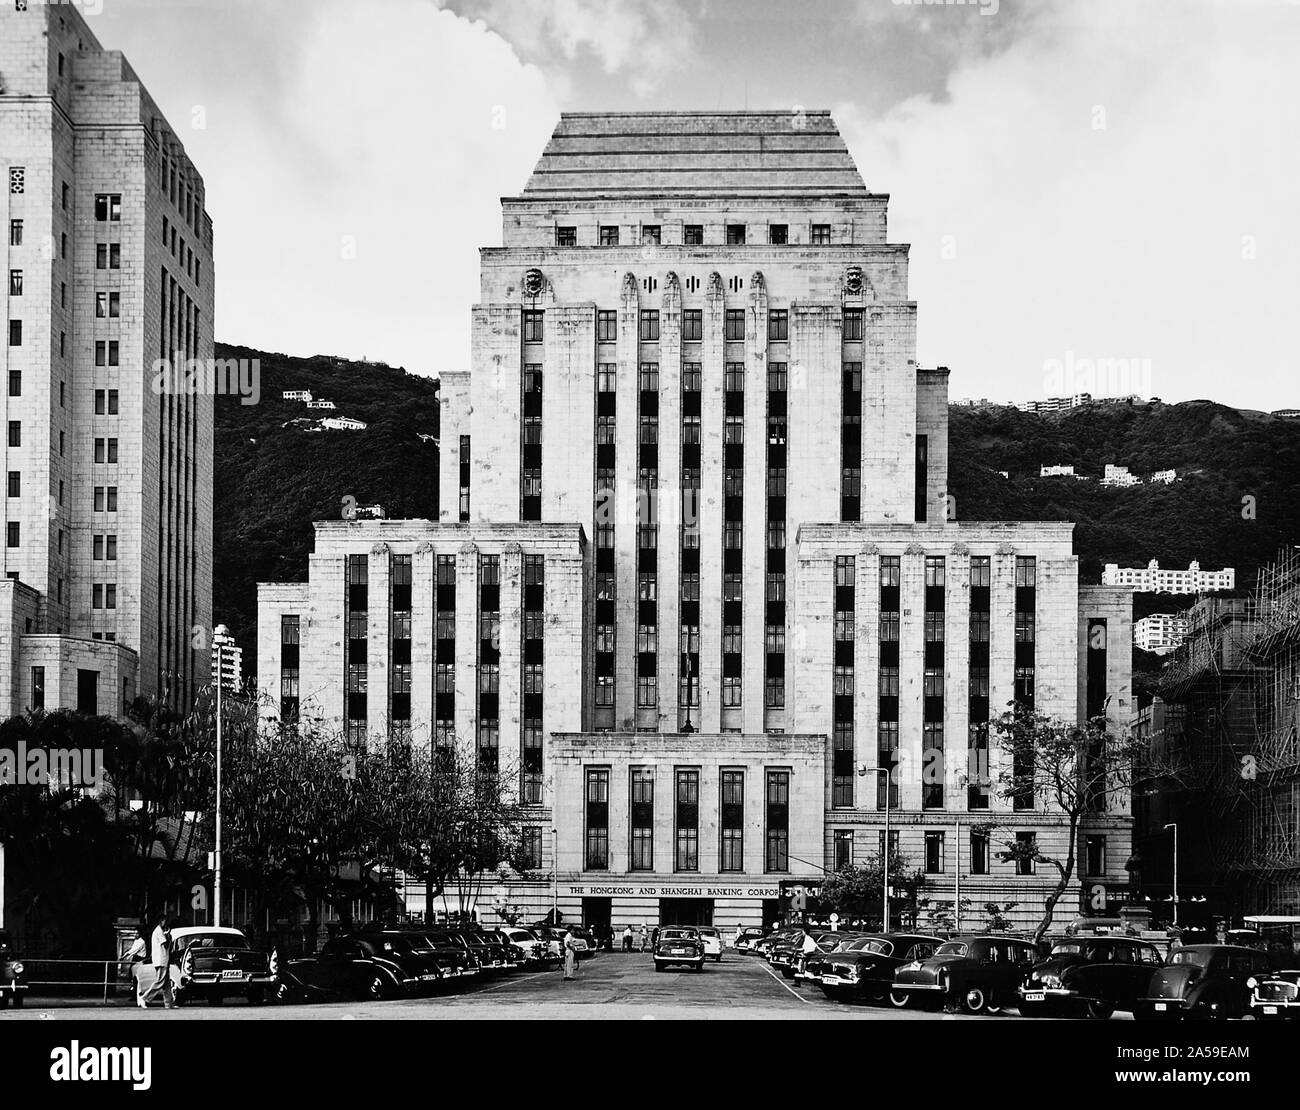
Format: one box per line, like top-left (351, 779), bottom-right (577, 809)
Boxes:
top-left (213, 624), bottom-right (228, 929)
top-left (551, 827), bottom-right (559, 927)
top-left (1164, 822), bottom-right (1178, 928)
top-left (860, 765), bottom-right (892, 932)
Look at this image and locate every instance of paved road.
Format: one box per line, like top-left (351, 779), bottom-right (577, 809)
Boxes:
top-left (1, 951), bottom-right (1090, 1020)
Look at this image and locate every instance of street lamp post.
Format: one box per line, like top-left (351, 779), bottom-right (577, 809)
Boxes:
top-left (1168, 824), bottom-right (1180, 929)
top-left (860, 765), bottom-right (891, 932)
top-left (213, 623), bottom-right (228, 929)
top-left (551, 827), bottom-right (559, 927)
top-left (681, 653), bottom-right (695, 734)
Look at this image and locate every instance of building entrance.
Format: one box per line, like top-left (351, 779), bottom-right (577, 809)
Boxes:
top-left (659, 898), bottom-right (714, 927)
top-left (582, 897), bottom-right (611, 931)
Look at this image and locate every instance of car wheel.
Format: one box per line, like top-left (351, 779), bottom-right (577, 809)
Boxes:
top-left (963, 987), bottom-right (989, 1015)
top-left (0, 996), bottom-right (8, 1010)
top-left (781, 967), bottom-right (796, 980)
top-left (275, 981), bottom-right (295, 1003)
top-left (888, 989), bottom-right (911, 1009)
top-left (207, 994), bottom-right (223, 1006)
top-left (247, 988), bottom-right (266, 1006)
top-left (11, 995), bottom-right (21, 1009)
top-left (655, 963), bottom-right (664, 972)
top-left (364, 974), bottom-right (387, 1000)
top-left (1086, 999), bottom-right (1115, 1020)
top-left (695, 963), bottom-right (704, 973)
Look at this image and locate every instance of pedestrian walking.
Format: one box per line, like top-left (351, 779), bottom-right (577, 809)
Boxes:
top-left (639, 925), bottom-right (648, 952)
top-left (139, 915), bottom-right (176, 1009)
top-left (622, 925), bottom-right (633, 952)
top-left (561, 930), bottom-right (579, 981)
top-left (650, 926), bottom-right (659, 950)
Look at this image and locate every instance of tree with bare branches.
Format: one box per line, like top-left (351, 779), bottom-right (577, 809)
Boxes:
top-left (978, 703), bottom-right (1165, 943)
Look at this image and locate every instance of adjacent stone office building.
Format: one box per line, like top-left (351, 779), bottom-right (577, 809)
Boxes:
top-left (258, 112), bottom-right (1133, 931)
top-left (0, 3), bottom-right (214, 714)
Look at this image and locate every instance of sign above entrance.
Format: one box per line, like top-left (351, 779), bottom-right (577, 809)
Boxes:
top-left (565, 884), bottom-right (781, 899)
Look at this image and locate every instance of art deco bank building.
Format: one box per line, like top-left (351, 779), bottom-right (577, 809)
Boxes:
top-left (258, 113), bottom-right (1133, 932)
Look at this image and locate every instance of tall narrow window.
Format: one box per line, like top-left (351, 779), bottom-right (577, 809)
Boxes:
top-left (585, 769), bottom-right (610, 869)
top-left (675, 769), bottom-right (699, 872)
top-left (280, 615), bottom-right (300, 721)
top-left (765, 770), bottom-right (790, 872)
top-left (720, 770), bottom-right (744, 872)
top-left (630, 769), bottom-right (654, 871)
top-left (344, 554), bottom-right (368, 743)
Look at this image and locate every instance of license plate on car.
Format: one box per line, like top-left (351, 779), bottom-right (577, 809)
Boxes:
top-left (221, 970), bottom-right (244, 980)
top-left (1264, 1006), bottom-right (1278, 1015)
top-left (1023, 991), bottom-right (1046, 1003)
top-left (1154, 1002), bottom-right (1167, 1012)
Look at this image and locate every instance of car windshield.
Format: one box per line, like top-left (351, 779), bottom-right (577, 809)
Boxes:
top-left (936, 942), bottom-right (967, 957)
top-left (178, 933), bottom-right (250, 951)
top-left (1170, 949), bottom-right (1213, 967)
top-left (850, 938), bottom-right (891, 955)
top-left (698, 928), bottom-right (719, 937)
top-left (662, 929), bottom-right (695, 940)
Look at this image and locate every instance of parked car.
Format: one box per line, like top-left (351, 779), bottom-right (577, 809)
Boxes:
top-left (893, 935), bottom-right (1038, 1014)
top-left (279, 934), bottom-right (434, 1002)
top-left (398, 930), bottom-right (479, 979)
top-left (132, 926), bottom-right (276, 1007)
top-left (654, 926), bottom-right (705, 972)
top-left (1019, 936), bottom-right (1165, 1019)
top-left (1138, 944), bottom-right (1274, 1020)
top-left (1248, 968), bottom-right (1300, 1019)
top-left (770, 931), bottom-right (829, 978)
top-left (530, 926), bottom-right (565, 961)
top-left (696, 926), bottom-right (723, 962)
top-left (794, 933), bottom-right (867, 983)
top-left (493, 927), bottom-right (547, 964)
top-left (733, 928), bottom-right (765, 952)
top-left (751, 928), bottom-right (798, 959)
top-left (813, 934), bottom-right (943, 1004)
top-left (476, 929), bottom-right (522, 969)
top-left (0, 929), bottom-right (26, 1009)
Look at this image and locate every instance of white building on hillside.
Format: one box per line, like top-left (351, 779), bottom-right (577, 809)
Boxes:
top-left (1103, 560), bottom-right (1235, 594)
top-left (1102, 464), bottom-right (1141, 488)
top-left (1134, 613), bottom-right (1191, 654)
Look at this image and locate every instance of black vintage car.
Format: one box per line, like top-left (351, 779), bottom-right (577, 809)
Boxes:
top-left (1248, 968), bottom-right (1300, 1019)
top-left (812, 934), bottom-right (943, 1005)
top-left (654, 926), bottom-right (705, 972)
top-left (135, 926), bottom-right (276, 1007)
top-left (1138, 944), bottom-right (1274, 1020)
top-left (1019, 936), bottom-right (1165, 1019)
top-left (279, 934), bottom-right (441, 1002)
top-left (0, 929), bottom-right (26, 1009)
top-left (893, 935), bottom-right (1039, 1015)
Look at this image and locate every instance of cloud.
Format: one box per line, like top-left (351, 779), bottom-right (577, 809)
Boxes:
top-left (441, 0), bottom-right (701, 97)
top-left (190, 0), bottom-right (561, 375)
top-left (835, 0), bottom-right (1300, 409)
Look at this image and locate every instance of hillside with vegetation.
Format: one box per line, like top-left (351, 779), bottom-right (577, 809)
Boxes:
top-left (947, 400), bottom-right (1300, 594)
top-left (212, 343), bottom-right (441, 679)
top-left (212, 354), bottom-right (1299, 686)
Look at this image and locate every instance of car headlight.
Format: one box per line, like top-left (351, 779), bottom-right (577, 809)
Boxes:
top-left (936, 968), bottom-right (949, 989)
top-left (10, 961), bottom-right (23, 977)
top-left (1247, 977), bottom-right (1258, 990)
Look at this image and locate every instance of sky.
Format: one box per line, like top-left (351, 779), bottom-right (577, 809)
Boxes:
top-left (82, 0), bottom-right (1299, 409)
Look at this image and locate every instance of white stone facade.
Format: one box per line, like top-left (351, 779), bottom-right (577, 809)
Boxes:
top-left (259, 113), bottom-right (1133, 930)
top-left (0, 3), bottom-right (213, 712)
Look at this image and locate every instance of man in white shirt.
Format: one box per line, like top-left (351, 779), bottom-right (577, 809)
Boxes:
top-left (139, 916), bottom-right (176, 1009)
